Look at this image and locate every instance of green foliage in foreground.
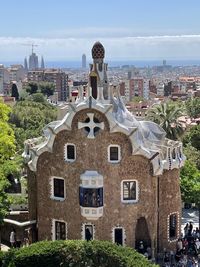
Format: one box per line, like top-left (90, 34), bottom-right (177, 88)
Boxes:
top-left (0, 100), bottom-right (16, 223)
top-left (1, 240), bottom-right (156, 267)
top-left (10, 99), bottom-right (57, 152)
top-left (180, 160), bottom-right (200, 207)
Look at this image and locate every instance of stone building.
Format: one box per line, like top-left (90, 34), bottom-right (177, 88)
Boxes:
top-left (23, 42), bottom-right (185, 255)
top-left (27, 68), bottom-right (68, 101)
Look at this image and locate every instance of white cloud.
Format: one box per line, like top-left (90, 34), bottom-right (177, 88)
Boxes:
top-left (46, 27), bottom-right (136, 38)
top-left (0, 34), bottom-right (200, 61)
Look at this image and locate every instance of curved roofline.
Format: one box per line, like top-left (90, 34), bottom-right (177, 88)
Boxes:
top-left (23, 94), bottom-right (185, 175)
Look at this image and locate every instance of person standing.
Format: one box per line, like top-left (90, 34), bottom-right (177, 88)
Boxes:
top-left (138, 241), bottom-right (145, 254)
top-left (188, 222), bottom-right (193, 236)
top-left (177, 238), bottom-right (183, 253)
top-left (85, 228), bottom-right (92, 241)
top-left (195, 238), bottom-right (200, 253)
top-left (10, 229), bottom-right (16, 248)
top-left (184, 223), bottom-right (189, 237)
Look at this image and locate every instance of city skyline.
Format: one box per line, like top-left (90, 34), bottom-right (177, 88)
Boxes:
top-left (1, 0), bottom-right (200, 61)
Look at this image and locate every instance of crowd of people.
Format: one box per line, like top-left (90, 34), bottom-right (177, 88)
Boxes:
top-left (136, 222), bottom-right (200, 267)
top-left (162, 222), bottom-right (200, 267)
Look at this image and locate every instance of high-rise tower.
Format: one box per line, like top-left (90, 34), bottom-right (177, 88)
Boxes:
top-left (24, 57), bottom-right (28, 71)
top-left (41, 56), bottom-right (45, 69)
top-left (82, 54), bottom-right (86, 69)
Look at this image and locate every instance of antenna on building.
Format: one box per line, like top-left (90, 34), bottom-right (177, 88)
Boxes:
top-left (21, 43), bottom-right (39, 54)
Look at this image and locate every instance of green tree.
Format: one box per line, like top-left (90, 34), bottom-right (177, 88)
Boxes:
top-left (19, 90), bottom-right (29, 101)
top-left (39, 81), bottom-right (55, 97)
top-left (183, 144), bottom-right (200, 170)
top-left (0, 168), bottom-right (10, 249)
top-left (180, 160), bottom-right (200, 228)
top-left (147, 102), bottom-right (185, 140)
top-left (0, 101), bottom-right (16, 163)
top-left (25, 82), bottom-right (38, 95)
top-left (0, 121), bottom-right (16, 162)
top-left (10, 99), bottom-right (57, 153)
top-left (11, 83), bottom-right (19, 101)
top-left (28, 93), bottom-right (46, 103)
top-left (184, 125), bottom-right (200, 150)
top-left (0, 100), bottom-right (16, 248)
top-left (185, 98), bottom-right (200, 119)
top-left (0, 169), bottom-right (10, 223)
top-left (0, 100), bottom-right (11, 122)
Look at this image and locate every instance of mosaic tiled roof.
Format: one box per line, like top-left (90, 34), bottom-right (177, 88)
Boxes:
top-left (92, 41), bottom-right (105, 59)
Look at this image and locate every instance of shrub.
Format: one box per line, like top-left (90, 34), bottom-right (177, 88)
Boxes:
top-left (0, 250), bottom-right (4, 266)
top-left (1, 240), bottom-right (156, 267)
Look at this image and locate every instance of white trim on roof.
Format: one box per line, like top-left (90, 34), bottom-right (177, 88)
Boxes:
top-left (3, 219), bottom-right (36, 227)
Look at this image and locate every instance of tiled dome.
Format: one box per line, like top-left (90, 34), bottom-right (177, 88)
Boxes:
top-left (92, 41), bottom-right (105, 59)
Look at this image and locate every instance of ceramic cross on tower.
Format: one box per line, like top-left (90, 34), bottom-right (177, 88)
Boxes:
top-left (78, 113), bottom-right (104, 139)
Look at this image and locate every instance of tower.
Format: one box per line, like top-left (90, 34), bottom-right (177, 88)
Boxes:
top-left (163, 59), bottom-right (166, 66)
top-left (89, 41), bottom-right (108, 99)
top-left (41, 56), bottom-right (45, 69)
top-left (82, 54), bottom-right (86, 69)
top-left (24, 57), bottom-right (28, 71)
top-left (29, 52), bottom-right (38, 70)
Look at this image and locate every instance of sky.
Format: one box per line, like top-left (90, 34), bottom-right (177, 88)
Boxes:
top-left (1, 0), bottom-right (200, 62)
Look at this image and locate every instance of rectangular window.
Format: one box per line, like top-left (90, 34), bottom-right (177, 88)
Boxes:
top-left (67, 145), bottom-right (75, 160)
top-left (169, 213), bottom-right (177, 239)
top-left (108, 145), bottom-right (120, 163)
top-left (114, 228), bottom-right (123, 246)
top-left (123, 181), bottom-right (136, 201)
top-left (55, 221), bottom-right (66, 240)
top-left (64, 144), bottom-right (76, 162)
top-left (90, 76), bottom-right (97, 99)
top-left (84, 225), bottom-right (93, 241)
top-left (54, 178), bottom-right (64, 198)
top-left (79, 187), bottom-right (103, 207)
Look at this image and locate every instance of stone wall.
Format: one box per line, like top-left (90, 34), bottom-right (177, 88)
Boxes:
top-left (28, 108), bottom-right (181, 252)
top-left (27, 170), bottom-right (37, 220)
top-left (158, 169), bottom-right (182, 251)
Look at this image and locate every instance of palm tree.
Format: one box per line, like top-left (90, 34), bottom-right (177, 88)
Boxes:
top-left (147, 102), bottom-right (185, 140)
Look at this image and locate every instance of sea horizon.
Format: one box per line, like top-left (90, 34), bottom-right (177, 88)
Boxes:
top-left (1, 59), bottom-right (200, 69)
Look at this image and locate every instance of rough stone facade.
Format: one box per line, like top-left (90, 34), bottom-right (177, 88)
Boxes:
top-left (27, 107), bottom-right (182, 252)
